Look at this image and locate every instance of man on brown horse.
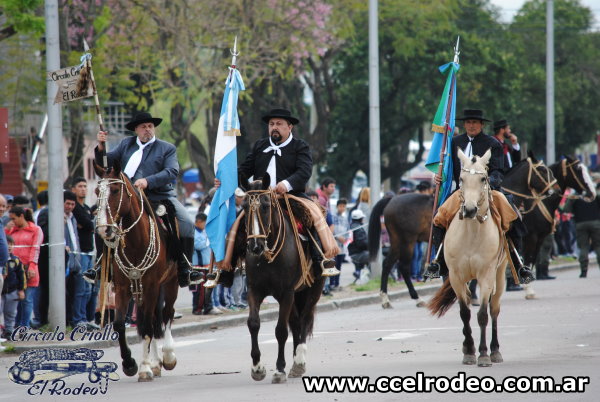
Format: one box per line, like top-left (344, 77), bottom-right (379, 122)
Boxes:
top-left (215, 108), bottom-right (339, 276)
top-left (85, 112), bottom-right (202, 287)
top-left (424, 109), bottom-right (534, 284)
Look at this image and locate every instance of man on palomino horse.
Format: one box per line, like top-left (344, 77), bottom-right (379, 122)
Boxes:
top-left (424, 109), bottom-right (534, 284)
top-left (84, 112), bottom-right (203, 287)
top-left (215, 108), bottom-right (340, 277)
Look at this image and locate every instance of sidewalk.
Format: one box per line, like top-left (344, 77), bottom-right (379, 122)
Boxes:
top-left (4, 258), bottom-right (586, 353)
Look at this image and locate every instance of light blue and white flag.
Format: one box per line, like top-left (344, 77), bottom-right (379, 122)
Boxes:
top-left (206, 67), bottom-right (245, 262)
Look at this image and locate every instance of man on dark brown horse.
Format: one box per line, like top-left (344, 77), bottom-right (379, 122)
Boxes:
top-left (424, 109), bottom-right (534, 284)
top-left (215, 108), bottom-right (339, 276)
top-left (85, 112), bottom-right (202, 287)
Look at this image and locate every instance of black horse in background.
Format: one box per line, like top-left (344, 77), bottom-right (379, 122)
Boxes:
top-left (368, 193), bottom-right (432, 309)
top-left (503, 153), bottom-right (596, 298)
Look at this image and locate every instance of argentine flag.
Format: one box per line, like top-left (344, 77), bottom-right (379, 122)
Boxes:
top-left (206, 68), bottom-right (245, 262)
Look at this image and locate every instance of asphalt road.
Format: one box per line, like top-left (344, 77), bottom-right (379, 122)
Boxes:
top-left (1, 266), bottom-right (598, 401)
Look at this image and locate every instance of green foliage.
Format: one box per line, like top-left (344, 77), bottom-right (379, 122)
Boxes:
top-left (0, 0), bottom-right (44, 37)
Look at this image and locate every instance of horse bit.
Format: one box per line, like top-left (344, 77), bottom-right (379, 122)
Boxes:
top-left (458, 167), bottom-right (491, 224)
top-left (96, 173), bottom-right (161, 305)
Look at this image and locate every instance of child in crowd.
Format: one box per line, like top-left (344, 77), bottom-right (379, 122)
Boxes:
top-left (2, 235), bottom-right (26, 339)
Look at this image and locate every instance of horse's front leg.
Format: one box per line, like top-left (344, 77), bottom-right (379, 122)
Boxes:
top-left (247, 288), bottom-right (266, 381)
top-left (476, 301), bottom-right (491, 367)
top-left (459, 299), bottom-right (476, 365)
top-left (162, 274), bottom-right (178, 370)
top-left (138, 335), bottom-right (154, 382)
top-left (490, 267), bottom-right (505, 363)
top-left (114, 293), bottom-right (137, 377)
top-left (149, 338), bottom-right (162, 377)
top-left (162, 321), bottom-right (177, 370)
top-left (272, 291), bottom-right (294, 384)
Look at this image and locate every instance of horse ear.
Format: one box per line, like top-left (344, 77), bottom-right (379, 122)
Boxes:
top-left (238, 172), bottom-right (249, 192)
top-left (93, 162), bottom-right (105, 178)
top-left (111, 159), bottom-right (122, 176)
top-left (457, 148), bottom-right (469, 166)
top-left (528, 150), bottom-right (539, 163)
top-left (262, 173), bottom-right (271, 190)
top-left (480, 148), bottom-right (492, 166)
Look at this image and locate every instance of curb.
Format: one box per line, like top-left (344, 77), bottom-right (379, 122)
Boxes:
top-left (7, 260), bottom-right (582, 353)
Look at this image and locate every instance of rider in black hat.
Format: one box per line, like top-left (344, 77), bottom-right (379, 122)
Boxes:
top-left (86, 111), bottom-right (202, 287)
top-left (215, 108), bottom-right (339, 276)
top-left (424, 109), bottom-right (534, 284)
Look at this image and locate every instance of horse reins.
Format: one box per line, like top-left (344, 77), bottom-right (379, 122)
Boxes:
top-left (502, 158), bottom-right (560, 224)
top-left (96, 173), bottom-right (161, 304)
top-left (245, 188), bottom-right (286, 263)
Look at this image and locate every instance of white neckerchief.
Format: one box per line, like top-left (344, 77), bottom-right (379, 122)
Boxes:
top-left (123, 136), bottom-right (156, 179)
top-left (66, 213), bottom-right (78, 252)
top-left (464, 135), bottom-right (475, 158)
top-left (263, 133), bottom-right (293, 188)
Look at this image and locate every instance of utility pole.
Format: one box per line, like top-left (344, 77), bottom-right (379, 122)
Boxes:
top-left (546, 0), bottom-right (555, 164)
top-left (45, 0), bottom-right (66, 329)
top-left (368, 0), bottom-right (381, 276)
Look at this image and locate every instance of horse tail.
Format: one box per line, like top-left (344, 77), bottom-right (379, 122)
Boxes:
top-left (427, 279), bottom-right (457, 318)
top-left (368, 196), bottom-right (392, 261)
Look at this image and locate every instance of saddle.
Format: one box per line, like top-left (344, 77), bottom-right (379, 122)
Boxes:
top-left (149, 199), bottom-right (180, 261)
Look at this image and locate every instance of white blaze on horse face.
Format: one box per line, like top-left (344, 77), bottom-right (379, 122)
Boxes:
top-left (96, 181), bottom-right (110, 238)
top-left (253, 212), bottom-right (260, 236)
top-left (580, 164), bottom-right (596, 199)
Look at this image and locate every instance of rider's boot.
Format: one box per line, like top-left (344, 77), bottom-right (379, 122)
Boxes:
top-left (536, 262), bottom-right (556, 280)
top-left (309, 228), bottom-right (339, 277)
top-left (507, 232), bottom-right (534, 284)
top-left (178, 237), bottom-right (203, 288)
top-left (423, 225), bottom-right (448, 280)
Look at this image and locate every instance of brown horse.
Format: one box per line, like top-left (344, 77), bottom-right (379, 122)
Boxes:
top-left (94, 162), bottom-right (179, 382)
top-left (240, 174), bottom-right (325, 384)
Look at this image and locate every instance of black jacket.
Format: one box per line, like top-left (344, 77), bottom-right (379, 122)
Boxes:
top-left (72, 202), bottom-right (94, 252)
top-left (239, 136), bottom-right (312, 195)
top-left (492, 136), bottom-right (521, 173)
top-left (568, 197), bottom-right (600, 223)
top-left (452, 132), bottom-right (504, 190)
top-left (2, 255), bottom-right (25, 294)
top-left (348, 220), bottom-right (367, 255)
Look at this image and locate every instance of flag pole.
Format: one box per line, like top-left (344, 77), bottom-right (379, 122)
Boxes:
top-left (425, 37), bottom-right (460, 269)
top-left (82, 39), bottom-right (108, 168)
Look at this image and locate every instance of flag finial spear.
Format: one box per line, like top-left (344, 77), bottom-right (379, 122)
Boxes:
top-left (230, 36), bottom-right (240, 67)
top-left (83, 38), bottom-right (90, 52)
top-left (453, 36), bottom-right (460, 64)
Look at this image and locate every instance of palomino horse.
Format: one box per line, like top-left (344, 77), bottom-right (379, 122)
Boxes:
top-left (94, 163), bottom-right (179, 382)
top-left (368, 193), bottom-right (431, 308)
top-left (428, 149), bottom-right (507, 367)
top-left (241, 174), bottom-right (325, 384)
top-left (504, 154), bottom-right (595, 298)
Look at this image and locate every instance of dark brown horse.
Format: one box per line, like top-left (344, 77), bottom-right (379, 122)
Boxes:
top-left (94, 163), bottom-right (179, 382)
top-left (368, 193), bottom-right (432, 309)
top-left (503, 154), bottom-right (595, 298)
top-left (240, 174), bottom-right (325, 384)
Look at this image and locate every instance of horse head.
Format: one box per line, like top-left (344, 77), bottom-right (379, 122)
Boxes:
top-left (243, 173), bottom-right (278, 256)
top-left (559, 155), bottom-right (596, 201)
top-left (94, 160), bottom-right (137, 242)
top-left (457, 148), bottom-right (491, 221)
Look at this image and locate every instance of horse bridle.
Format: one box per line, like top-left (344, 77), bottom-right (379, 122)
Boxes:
top-left (560, 159), bottom-right (592, 199)
top-left (458, 166), bottom-right (491, 223)
top-left (96, 173), bottom-right (161, 304)
top-left (245, 188), bottom-right (285, 262)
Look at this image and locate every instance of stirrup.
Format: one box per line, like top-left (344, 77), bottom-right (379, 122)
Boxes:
top-left (189, 270), bottom-right (204, 285)
top-left (423, 261), bottom-right (441, 280)
top-left (518, 266), bottom-right (534, 284)
top-left (83, 269), bottom-right (98, 284)
top-left (204, 270), bottom-right (220, 288)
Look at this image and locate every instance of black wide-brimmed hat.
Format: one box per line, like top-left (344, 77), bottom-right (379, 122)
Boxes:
top-left (125, 112), bottom-right (163, 131)
top-left (261, 108), bottom-right (299, 125)
top-left (493, 119), bottom-right (509, 131)
top-left (455, 109), bottom-right (491, 122)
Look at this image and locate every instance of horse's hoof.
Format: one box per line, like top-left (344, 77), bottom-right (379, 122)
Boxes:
top-left (382, 302), bottom-right (393, 309)
top-left (415, 299), bottom-right (426, 308)
top-left (151, 365), bottom-right (161, 377)
top-left (288, 362), bottom-right (306, 378)
top-left (138, 371), bottom-right (153, 382)
top-left (251, 363), bottom-right (266, 381)
top-left (163, 357), bottom-right (177, 371)
top-left (490, 351), bottom-right (503, 363)
top-left (272, 371), bottom-right (287, 384)
top-left (477, 356), bottom-right (492, 367)
top-left (462, 354), bottom-right (476, 365)
top-left (122, 361), bottom-right (138, 377)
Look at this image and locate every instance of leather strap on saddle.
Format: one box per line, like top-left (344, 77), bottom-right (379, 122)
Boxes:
top-left (503, 237), bottom-right (521, 285)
